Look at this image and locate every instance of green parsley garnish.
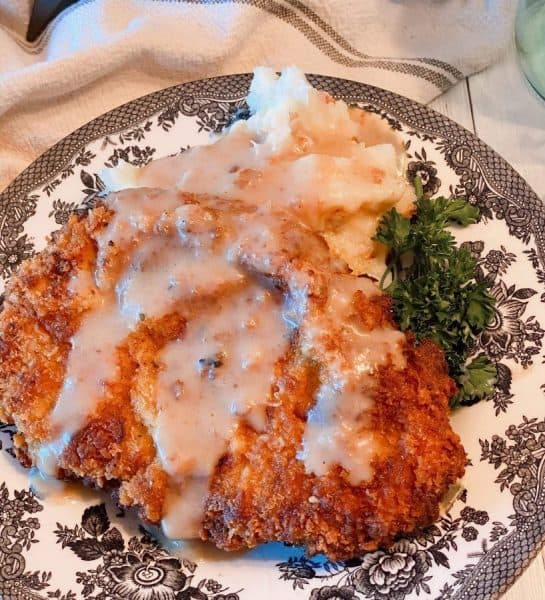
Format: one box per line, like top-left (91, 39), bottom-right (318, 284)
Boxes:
top-left (373, 178), bottom-right (496, 409)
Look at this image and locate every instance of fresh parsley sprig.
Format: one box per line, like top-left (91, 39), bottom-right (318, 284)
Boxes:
top-left (373, 178), bottom-right (496, 409)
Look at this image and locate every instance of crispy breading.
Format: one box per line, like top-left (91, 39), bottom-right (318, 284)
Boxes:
top-left (0, 200), bottom-right (465, 560)
top-left (203, 323), bottom-right (464, 558)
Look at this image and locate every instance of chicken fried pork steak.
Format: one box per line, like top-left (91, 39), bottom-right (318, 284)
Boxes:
top-left (1, 67), bottom-right (466, 559)
top-left (0, 185), bottom-right (465, 560)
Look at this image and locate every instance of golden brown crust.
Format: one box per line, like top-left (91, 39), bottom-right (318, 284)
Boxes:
top-left (203, 338), bottom-right (464, 559)
top-left (0, 201), bottom-right (465, 559)
top-left (0, 208), bottom-right (170, 523)
top-left (0, 211), bottom-right (103, 442)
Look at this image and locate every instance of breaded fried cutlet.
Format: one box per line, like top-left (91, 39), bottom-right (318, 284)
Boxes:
top-left (0, 189), bottom-right (465, 560)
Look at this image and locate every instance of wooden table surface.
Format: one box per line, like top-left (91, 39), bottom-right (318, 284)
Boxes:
top-left (429, 38), bottom-right (545, 600)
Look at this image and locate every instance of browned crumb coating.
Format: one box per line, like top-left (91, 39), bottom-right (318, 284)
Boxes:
top-left (0, 202), bottom-right (465, 560)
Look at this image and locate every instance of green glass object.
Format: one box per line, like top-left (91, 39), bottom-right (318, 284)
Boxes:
top-left (516, 0), bottom-right (545, 99)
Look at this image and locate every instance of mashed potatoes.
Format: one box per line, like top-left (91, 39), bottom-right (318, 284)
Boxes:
top-left (105, 66), bottom-right (415, 278)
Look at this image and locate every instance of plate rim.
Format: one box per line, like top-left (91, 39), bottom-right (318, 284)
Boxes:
top-left (1, 72), bottom-right (544, 600)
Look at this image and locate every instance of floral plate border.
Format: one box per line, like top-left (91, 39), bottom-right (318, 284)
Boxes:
top-left (0, 74), bottom-right (544, 600)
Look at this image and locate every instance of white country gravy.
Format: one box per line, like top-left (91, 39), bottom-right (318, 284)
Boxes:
top-left (156, 284), bottom-right (286, 538)
top-left (36, 67), bottom-right (411, 539)
top-left (298, 275), bottom-right (406, 485)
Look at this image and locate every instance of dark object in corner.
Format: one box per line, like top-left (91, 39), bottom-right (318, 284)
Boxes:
top-left (27, 0), bottom-right (78, 42)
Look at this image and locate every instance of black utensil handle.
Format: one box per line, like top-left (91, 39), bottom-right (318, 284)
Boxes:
top-left (27, 0), bottom-right (78, 42)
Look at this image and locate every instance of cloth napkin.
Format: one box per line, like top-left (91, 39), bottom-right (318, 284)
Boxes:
top-left (0, 0), bottom-right (515, 193)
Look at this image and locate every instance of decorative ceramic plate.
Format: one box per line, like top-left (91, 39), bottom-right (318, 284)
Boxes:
top-left (0, 74), bottom-right (544, 600)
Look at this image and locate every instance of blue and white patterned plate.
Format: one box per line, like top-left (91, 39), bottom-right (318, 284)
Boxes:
top-left (0, 74), bottom-right (544, 600)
